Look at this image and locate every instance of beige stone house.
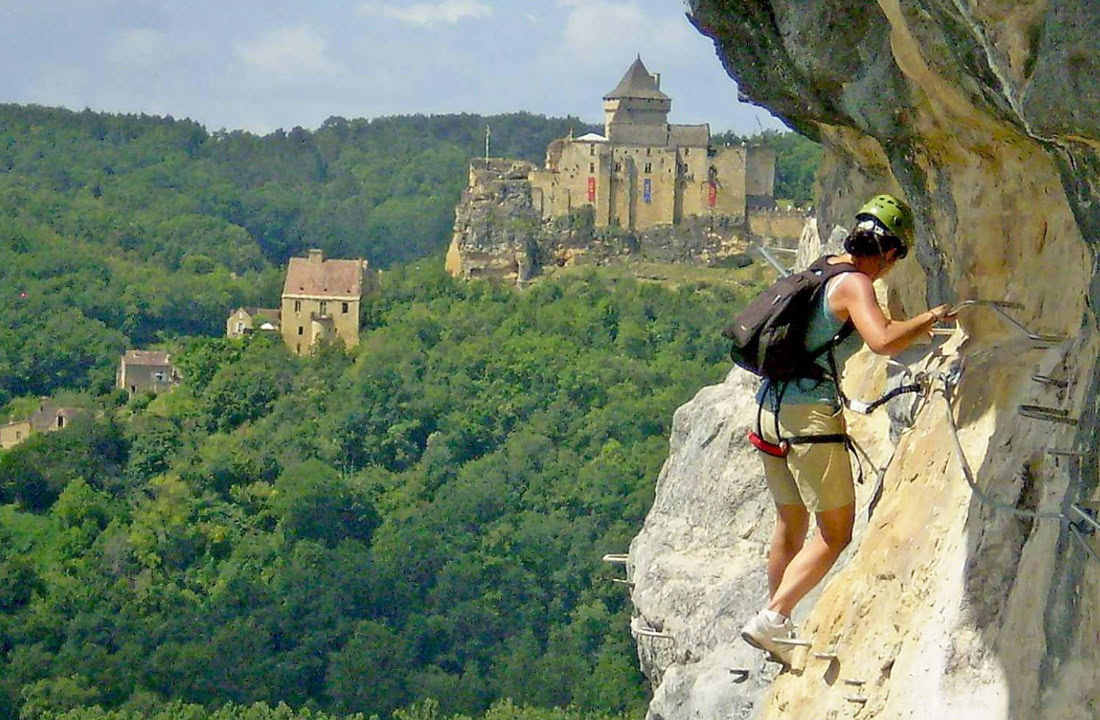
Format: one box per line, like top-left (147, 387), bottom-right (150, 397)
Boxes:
top-left (1, 402), bottom-right (90, 450)
top-left (528, 57), bottom-right (776, 231)
top-left (227, 307), bottom-right (282, 338)
top-left (280, 249), bottom-right (371, 356)
top-left (117, 350), bottom-right (179, 397)
top-left (0, 420), bottom-right (31, 450)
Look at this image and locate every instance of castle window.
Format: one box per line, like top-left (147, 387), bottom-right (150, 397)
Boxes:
top-left (342, 302), bottom-right (349, 314)
top-left (684, 148), bottom-right (690, 156)
top-left (320, 301), bottom-right (328, 315)
top-left (590, 145), bottom-right (595, 156)
top-left (294, 300), bottom-right (302, 313)
top-left (644, 163), bottom-right (652, 174)
top-left (57, 416), bottom-right (64, 429)
top-left (589, 163), bottom-right (595, 173)
top-left (15, 431), bottom-right (21, 440)
top-left (646, 148), bottom-right (651, 156)
top-left (614, 162), bottom-right (622, 172)
top-left (298, 326), bottom-right (304, 336)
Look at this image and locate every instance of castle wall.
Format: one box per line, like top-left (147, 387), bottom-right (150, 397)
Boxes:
top-left (745, 146), bottom-right (777, 197)
top-left (680, 145), bottom-right (747, 222)
top-left (625, 146), bottom-right (678, 229)
top-left (748, 208), bottom-right (807, 246)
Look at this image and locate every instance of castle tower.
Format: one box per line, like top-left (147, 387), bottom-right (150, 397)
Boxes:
top-left (603, 56), bottom-right (671, 142)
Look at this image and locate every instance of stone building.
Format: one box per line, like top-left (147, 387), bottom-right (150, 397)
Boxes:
top-left (280, 249), bottom-right (372, 356)
top-left (117, 350), bottom-right (179, 397)
top-left (1, 402), bottom-right (91, 450)
top-left (528, 57), bottom-right (776, 231)
top-left (227, 307), bottom-right (282, 338)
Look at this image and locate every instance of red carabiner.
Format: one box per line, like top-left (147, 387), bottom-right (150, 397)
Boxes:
top-left (748, 430), bottom-right (790, 458)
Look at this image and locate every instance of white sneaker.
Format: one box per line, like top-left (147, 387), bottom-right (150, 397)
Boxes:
top-left (740, 609), bottom-right (795, 666)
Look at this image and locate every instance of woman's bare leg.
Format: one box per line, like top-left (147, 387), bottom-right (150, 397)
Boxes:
top-left (769, 503), bottom-right (809, 597)
top-left (767, 503), bottom-right (855, 617)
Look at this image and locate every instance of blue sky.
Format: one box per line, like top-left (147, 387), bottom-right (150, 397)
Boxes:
top-left (0, 0), bottom-right (786, 135)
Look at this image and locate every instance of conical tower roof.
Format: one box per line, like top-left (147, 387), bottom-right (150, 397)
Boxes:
top-left (603, 56), bottom-right (670, 101)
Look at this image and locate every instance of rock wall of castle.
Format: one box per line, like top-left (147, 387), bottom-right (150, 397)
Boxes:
top-left (627, 2), bottom-right (1100, 719)
top-left (747, 208), bottom-right (809, 247)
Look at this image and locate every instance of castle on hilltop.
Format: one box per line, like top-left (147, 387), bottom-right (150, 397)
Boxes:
top-left (446, 58), bottom-right (806, 283)
top-left (528, 57), bottom-right (777, 231)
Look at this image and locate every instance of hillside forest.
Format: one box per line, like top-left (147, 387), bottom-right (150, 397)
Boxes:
top-left (0, 104), bottom-right (812, 720)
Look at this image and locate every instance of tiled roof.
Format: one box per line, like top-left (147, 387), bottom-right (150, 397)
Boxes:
top-left (604, 57), bottom-right (670, 101)
top-left (29, 405), bottom-right (88, 432)
top-left (239, 307), bottom-right (281, 321)
top-left (283, 251), bottom-right (366, 298)
top-left (123, 350), bottom-right (172, 367)
top-left (669, 124), bottom-right (711, 148)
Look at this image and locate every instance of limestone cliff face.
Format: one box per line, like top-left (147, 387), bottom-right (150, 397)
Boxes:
top-left (628, 2), bottom-right (1100, 719)
top-left (445, 159), bottom-right (542, 284)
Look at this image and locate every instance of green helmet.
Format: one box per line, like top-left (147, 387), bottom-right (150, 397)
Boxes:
top-left (856, 194), bottom-right (913, 243)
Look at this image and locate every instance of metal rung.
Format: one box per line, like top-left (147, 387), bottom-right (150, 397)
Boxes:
top-left (631, 619), bottom-right (674, 640)
top-left (1047, 449), bottom-right (1085, 458)
top-left (843, 678), bottom-right (866, 686)
top-left (1019, 405), bottom-right (1079, 425)
top-left (1069, 504), bottom-right (1100, 534)
top-left (751, 243), bottom-right (793, 277)
top-left (611, 578), bottom-right (634, 586)
top-left (811, 651), bottom-right (838, 660)
top-left (773, 637), bottom-right (813, 647)
top-left (1032, 375), bottom-right (1068, 388)
top-left (602, 554), bottom-right (628, 564)
top-left (1068, 524), bottom-right (1100, 565)
top-left (845, 696), bottom-right (869, 704)
top-left (951, 299), bottom-right (1025, 313)
top-left (991, 306), bottom-right (1068, 345)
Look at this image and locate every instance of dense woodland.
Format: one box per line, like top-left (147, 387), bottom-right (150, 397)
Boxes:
top-left (0, 105), bottom-right (809, 720)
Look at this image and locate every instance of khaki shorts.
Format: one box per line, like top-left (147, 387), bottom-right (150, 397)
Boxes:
top-left (757, 402), bottom-right (854, 512)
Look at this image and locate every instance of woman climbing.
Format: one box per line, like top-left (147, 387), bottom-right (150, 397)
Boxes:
top-left (740, 194), bottom-right (955, 664)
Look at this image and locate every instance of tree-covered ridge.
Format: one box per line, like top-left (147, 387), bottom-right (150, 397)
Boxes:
top-left (0, 264), bottom-right (766, 720)
top-left (0, 106), bottom-right (600, 402)
top-left (45, 698), bottom-right (628, 720)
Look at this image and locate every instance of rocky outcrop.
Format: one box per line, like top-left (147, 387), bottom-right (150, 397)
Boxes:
top-left (445, 159), bottom-right (542, 284)
top-left (628, 2), bottom-right (1100, 719)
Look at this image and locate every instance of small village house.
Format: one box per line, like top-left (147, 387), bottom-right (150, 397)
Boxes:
top-left (0, 401), bottom-right (90, 450)
top-left (117, 350), bottom-right (179, 397)
top-left (227, 307), bottom-right (282, 339)
top-left (280, 249), bottom-right (371, 356)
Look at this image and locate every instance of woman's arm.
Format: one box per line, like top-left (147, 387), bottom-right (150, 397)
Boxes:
top-left (830, 273), bottom-right (949, 356)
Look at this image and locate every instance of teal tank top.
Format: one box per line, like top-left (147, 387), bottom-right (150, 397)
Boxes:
top-left (758, 273), bottom-right (862, 409)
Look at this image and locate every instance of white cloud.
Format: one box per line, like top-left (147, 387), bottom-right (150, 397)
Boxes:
top-left (555, 0), bottom-right (695, 67)
top-left (106, 28), bottom-right (169, 67)
top-left (358, 0), bottom-right (492, 26)
top-left (236, 26), bottom-right (344, 80)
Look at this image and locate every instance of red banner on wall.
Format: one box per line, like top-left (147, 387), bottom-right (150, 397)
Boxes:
top-left (708, 182), bottom-right (718, 208)
top-left (587, 177), bottom-right (596, 202)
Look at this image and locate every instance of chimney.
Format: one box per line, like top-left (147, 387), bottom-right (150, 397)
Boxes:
top-left (308, 248), bottom-right (324, 264)
top-left (653, 73), bottom-right (661, 89)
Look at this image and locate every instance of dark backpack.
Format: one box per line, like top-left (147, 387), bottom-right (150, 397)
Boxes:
top-left (722, 256), bottom-right (857, 382)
